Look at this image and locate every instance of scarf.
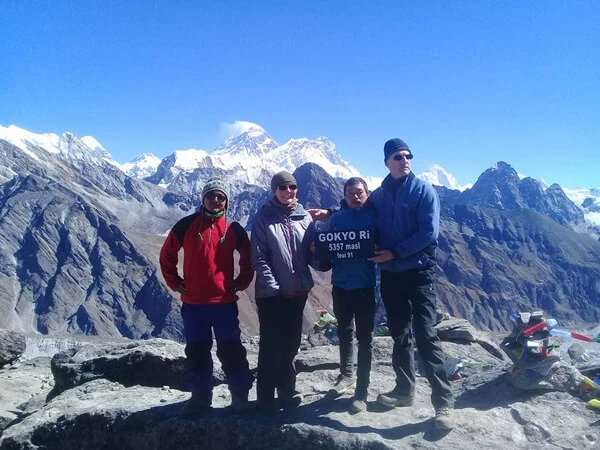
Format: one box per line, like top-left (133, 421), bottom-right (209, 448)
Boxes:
top-left (197, 207), bottom-right (227, 242)
top-left (270, 197), bottom-right (297, 216)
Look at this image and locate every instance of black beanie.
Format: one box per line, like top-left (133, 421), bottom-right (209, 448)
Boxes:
top-left (270, 171), bottom-right (297, 193)
top-left (383, 138), bottom-right (411, 161)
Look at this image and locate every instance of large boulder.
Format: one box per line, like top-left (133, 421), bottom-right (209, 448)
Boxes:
top-left (47, 338), bottom-right (188, 399)
top-left (0, 330), bottom-right (26, 368)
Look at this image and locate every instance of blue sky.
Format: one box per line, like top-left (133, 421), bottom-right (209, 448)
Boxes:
top-left (1, 1), bottom-right (598, 188)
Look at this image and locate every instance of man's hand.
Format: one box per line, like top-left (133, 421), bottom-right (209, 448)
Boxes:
top-left (176, 281), bottom-right (187, 294)
top-left (228, 280), bottom-right (240, 293)
top-left (368, 249), bottom-right (395, 263)
top-left (308, 208), bottom-right (330, 221)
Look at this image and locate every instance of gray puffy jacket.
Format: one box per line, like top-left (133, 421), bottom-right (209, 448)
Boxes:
top-left (251, 201), bottom-right (315, 298)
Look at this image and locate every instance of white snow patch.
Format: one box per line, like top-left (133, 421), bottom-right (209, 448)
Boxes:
top-left (0, 124), bottom-right (61, 158)
top-left (418, 165), bottom-right (468, 191)
top-left (219, 121), bottom-right (265, 140)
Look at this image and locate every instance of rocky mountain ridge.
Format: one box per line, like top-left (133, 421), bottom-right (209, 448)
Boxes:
top-left (1, 124), bottom-right (599, 340)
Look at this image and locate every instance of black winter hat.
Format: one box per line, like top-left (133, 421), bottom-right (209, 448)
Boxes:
top-left (270, 171), bottom-right (297, 193)
top-left (384, 138), bottom-right (411, 161)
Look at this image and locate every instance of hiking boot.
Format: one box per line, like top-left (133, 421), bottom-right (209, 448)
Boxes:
top-left (329, 375), bottom-right (356, 397)
top-left (349, 397), bottom-right (367, 414)
top-left (376, 389), bottom-right (414, 408)
top-left (182, 392), bottom-right (212, 416)
top-left (434, 407), bottom-right (455, 431)
top-left (231, 391), bottom-right (250, 413)
top-left (280, 391), bottom-right (303, 410)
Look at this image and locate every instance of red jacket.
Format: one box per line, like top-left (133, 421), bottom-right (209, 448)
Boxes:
top-left (159, 210), bottom-right (254, 305)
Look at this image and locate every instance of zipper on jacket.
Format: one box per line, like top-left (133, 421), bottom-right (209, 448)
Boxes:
top-left (284, 214), bottom-right (294, 271)
top-left (284, 212), bottom-right (303, 294)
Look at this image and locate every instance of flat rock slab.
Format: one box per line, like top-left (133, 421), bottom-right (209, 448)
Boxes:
top-left (0, 358), bottom-right (53, 432)
top-left (2, 337), bottom-right (600, 449)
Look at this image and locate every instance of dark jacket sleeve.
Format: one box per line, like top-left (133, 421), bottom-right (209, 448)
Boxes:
top-left (231, 222), bottom-right (254, 290)
top-left (159, 230), bottom-right (184, 291)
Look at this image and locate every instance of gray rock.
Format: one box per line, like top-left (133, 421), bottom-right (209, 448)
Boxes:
top-left (2, 335), bottom-right (600, 450)
top-left (436, 318), bottom-right (478, 342)
top-left (0, 330), bottom-right (26, 368)
top-left (47, 339), bottom-right (188, 399)
top-left (0, 357), bottom-right (53, 433)
top-left (568, 343), bottom-right (586, 363)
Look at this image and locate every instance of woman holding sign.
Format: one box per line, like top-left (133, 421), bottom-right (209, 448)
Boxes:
top-left (250, 171), bottom-right (315, 412)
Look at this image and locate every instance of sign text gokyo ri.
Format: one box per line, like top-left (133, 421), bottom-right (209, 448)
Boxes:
top-left (315, 229), bottom-right (375, 261)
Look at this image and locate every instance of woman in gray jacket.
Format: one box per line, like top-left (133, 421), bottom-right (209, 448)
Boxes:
top-left (251, 171), bottom-right (314, 412)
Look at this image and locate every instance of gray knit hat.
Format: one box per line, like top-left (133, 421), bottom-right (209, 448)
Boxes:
top-left (270, 171), bottom-right (297, 193)
top-left (202, 177), bottom-right (229, 201)
top-left (383, 138), bottom-right (411, 161)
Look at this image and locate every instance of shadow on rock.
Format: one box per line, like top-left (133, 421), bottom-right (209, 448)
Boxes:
top-left (455, 370), bottom-right (547, 410)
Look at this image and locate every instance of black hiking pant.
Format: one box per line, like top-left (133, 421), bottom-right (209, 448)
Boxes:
top-left (380, 268), bottom-right (454, 409)
top-left (332, 286), bottom-right (375, 400)
top-left (256, 294), bottom-right (307, 404)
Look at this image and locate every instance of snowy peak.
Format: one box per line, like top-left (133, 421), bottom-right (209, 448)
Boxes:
top-left (564, 187), bottom-right (600, 226)
top-left (0, 124), bottom-right (114, 167)
top-left (82, 136), bottom-right (111, 160)
top-left (169, 149), bottom-right (212, 171)
top-left (144, 124), bottom-right (360, 185)
top-left (212, 126), bottom-right (279, 160)
top-left (272, 137), bottom-right (359, 180)
top-left (146, 148), bottom-right (213, 186)
top-left (417, 165), bottom-right (467, 191)
top-left (120, 153), bottom-right (162, 179)
top-left (0, 124), bottom-right (60, 159)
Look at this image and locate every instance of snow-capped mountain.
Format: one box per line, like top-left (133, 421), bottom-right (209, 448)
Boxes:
top-left (271, 137), bottom-right (359, 179)
top-left (4, 121), bottom-right (598, 232)
top-left (120, 153), bottom-right (164, 180)
top-left (212, 124), bottom-right (279, 159)
top-left (563, 187), bottom-right (600, 226)
top-left (146, 122), bottom-right (359, 188)
top-left (418, 164), bottom-right (600, 225)
top-left (0, 124), bottom-right (64, 159)
top-left (0, 124), bottom-right (113, 169)
top-left (81, 136), bottom-right (111, 160)
top-left (417, 165), bottom-right (470, 191)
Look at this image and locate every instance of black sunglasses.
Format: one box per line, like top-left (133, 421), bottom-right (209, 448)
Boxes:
top-left (393, 153), bottom-right (413, 161)
top-left (206, 193), bottom-right (226, 202)
top-left (278, 184), bottom-right (297, 191)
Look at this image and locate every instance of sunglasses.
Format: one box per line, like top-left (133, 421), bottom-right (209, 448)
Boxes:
top-left (393, 153), bottom-right (413, 161)
top-left (278, 184), bottom-right (297, 191)
top-left (206, 193), bottom-right (226, 202)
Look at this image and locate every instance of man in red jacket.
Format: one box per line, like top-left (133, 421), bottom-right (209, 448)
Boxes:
top-left (160, 177), bottom-right (254, 415)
